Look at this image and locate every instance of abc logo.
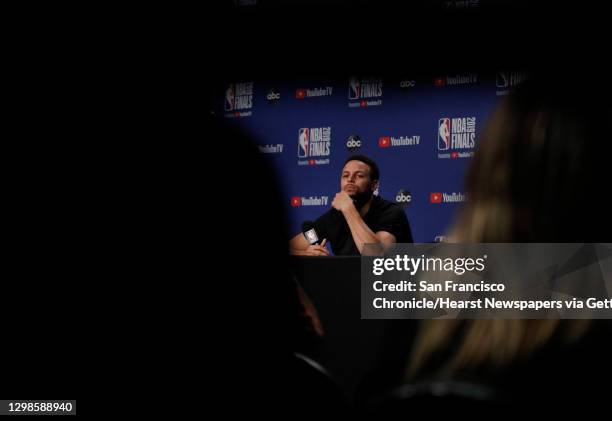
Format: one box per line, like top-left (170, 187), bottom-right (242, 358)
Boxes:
top-left (395, 189), bottom-right (412, 204)
top-left (267, 89), bottom-right (280, 102)
top-left (346, 134), bottom-right (362, 150)
top-left (400, 80), bottom-right (415, 88)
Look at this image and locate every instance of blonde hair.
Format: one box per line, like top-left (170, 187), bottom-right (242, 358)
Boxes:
top-left (407, 81), bottom-right (596, 379)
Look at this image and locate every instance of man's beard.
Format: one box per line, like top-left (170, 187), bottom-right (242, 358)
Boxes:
top-left (350, 189), bottom-right (373, 210)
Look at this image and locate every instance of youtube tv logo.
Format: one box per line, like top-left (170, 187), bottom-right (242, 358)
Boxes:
top-left (295, 89), bottom-right (306, 99)
top-left (378, 136), bottom-right (391, 148)
top-left (290, 196), bottom-right (329, 207)
top-left (429, 192), bottom-right (466, 204)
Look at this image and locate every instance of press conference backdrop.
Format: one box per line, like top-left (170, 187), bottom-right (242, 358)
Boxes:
top-left (215, 73), bottom-right (527, 243)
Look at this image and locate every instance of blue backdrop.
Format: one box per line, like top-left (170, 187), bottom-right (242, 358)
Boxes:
top-left (216, 72), bottom-right (527, 245)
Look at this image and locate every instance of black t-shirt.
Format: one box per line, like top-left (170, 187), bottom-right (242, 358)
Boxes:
top-left (313, 195), bottom-right (413, 256)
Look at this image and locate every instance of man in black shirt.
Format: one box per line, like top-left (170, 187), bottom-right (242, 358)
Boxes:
top-left (289, 155), bottom-right (413, 256)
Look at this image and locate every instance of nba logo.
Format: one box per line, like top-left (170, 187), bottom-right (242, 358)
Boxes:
top-left (304, 228), bottom-right (318, 244)
top-left (225, 84), bottom-right (235, 111)
top-left (496, 72), bottom-right (508, 88)
top-left (298, 128), bottom-right (310, 158)
top-left (348, 77), bottom-right (360, 100)
top-left (438, 118), bottom-right (450, 150)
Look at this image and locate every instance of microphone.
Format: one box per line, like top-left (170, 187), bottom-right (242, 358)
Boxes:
top-left (302, 221), bottom-right (320, 245)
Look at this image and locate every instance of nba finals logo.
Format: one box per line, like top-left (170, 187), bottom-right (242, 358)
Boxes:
top-left (224, 82), bottom-right (253, 118)
top-left (437, 117), bottom-right (477, 159)
top-left (348, 77), bottom-right (383, 108)
top-left (496, 71), bottom-right (529, 96)
top-left (297, 127), bottom-right (331, 166)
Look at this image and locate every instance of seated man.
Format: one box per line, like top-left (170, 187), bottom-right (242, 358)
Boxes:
top-left (290, 155), bottom-right (413, 256)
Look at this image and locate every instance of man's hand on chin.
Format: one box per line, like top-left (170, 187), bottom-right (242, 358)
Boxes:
top-left (332, 191), bottom-right (355, 213)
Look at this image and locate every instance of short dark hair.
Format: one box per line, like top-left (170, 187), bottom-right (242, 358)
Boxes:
top-left (343, 155), bottom-right (380, 181)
